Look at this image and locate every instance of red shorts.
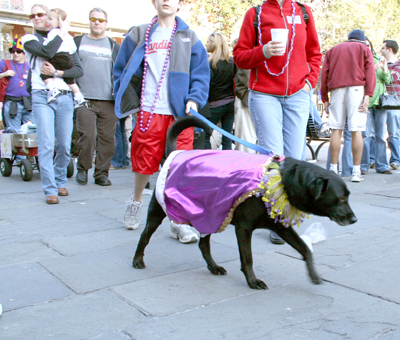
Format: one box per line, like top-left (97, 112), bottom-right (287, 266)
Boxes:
top-left (131, 112), bottom-right (194, 175)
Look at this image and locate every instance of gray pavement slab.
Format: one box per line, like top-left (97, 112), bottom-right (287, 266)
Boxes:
top-left (0, 213), bottom-right (121, 245)
top-left (0, 262), bottom-right (73, 311)
top-left (39, 235), bottom-right (240, 294)
top-left (121, 282), bottom-right (400, 340)
top-left (0, 197), bottom-right (124, 223)
top-left (112, 251), bottom-right (333, 317)
top-left (0, 290), bottom-right (145, 340)
top-left (1, 143), bottom-right (400, 339)
top-left (0, 241), bottom-right (62, 267)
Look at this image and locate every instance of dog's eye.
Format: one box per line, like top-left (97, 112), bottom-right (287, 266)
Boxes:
top-left (338, 197), bottom-right (347, 203)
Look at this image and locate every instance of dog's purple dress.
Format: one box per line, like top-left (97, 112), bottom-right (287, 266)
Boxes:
top-left (156, 150), bottom-right (272, 234)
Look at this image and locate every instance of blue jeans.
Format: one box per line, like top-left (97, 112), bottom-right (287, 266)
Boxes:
top-left (361, 108), bottom-right (388, 173)
top-left (3, 100), bottom-right (34, 163)
top-left (111, 116), bottom-right (128, 168)
top-left (326, 120), bottom-right (353, 176)
top-left (302, 91), bottom-right (323, 160)
top-left (249, 89), bottom-right (310, 158)
top-left (204, 101), bottom-right (235, 150)
top-left (312, 101), bottom-right (323, 130)
top-left (387, 110), bottom-right (400, 166)
top-left (32, 90), bottom-right (73, 197)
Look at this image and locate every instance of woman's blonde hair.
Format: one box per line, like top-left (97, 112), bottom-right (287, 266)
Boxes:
top-left (208, 32), bottom-right (231, 69)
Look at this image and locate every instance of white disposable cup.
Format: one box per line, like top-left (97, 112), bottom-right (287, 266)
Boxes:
top-left (271, 28), bottom-right (289, 47)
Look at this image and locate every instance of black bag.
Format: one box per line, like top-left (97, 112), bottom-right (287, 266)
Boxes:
top-left (379, 73), bottom-right (400, 109)
top-left (379, 93), bottom-right (400, 110)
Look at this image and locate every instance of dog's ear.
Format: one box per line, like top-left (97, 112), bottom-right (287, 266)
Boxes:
top-left (308, 177), bottom-right (329, 201)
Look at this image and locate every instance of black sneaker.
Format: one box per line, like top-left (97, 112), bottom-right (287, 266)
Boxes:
top-left (270, 231), bottom-right (285, 244)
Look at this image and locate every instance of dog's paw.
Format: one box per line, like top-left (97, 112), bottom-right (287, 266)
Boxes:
top-left (132, 257), bottom-right (146, 269)
top-left (248, 279), bottom-right (269, 290)
top-left (311, 276), bottom-right (322, 285)
top-left (208, 265), bottom-right (227, 275)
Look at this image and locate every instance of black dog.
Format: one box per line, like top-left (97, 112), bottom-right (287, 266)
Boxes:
top-left (133, 117), bottom-right (357, 290)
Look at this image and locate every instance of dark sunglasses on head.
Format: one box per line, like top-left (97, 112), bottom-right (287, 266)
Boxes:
top-left (89, 17), bottom-right (107, 23)
top-left (28, 12), bottom-right (46, 19)
top-left (10, 50), bottom-right (24, 54)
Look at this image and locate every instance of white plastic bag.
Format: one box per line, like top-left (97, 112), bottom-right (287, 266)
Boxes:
top-left (303, 222), bottom-right (327, 244)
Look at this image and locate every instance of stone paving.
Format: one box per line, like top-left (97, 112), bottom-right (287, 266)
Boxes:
top-left (0, 145), bottom-right (400, 340)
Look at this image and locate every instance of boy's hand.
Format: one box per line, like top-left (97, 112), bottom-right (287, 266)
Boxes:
top-left (58, 15), bottom-right (70, 38)
top-left (186, 100), bottom-right (198, 115)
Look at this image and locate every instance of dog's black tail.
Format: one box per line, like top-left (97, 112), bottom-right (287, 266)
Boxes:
top-left (166, 116), bottom-right (213, 157)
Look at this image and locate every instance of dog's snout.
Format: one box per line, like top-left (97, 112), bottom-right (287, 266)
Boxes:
top-left (349, 214), bottom-right (357, 225)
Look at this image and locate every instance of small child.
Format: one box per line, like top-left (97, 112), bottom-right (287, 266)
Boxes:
top-left (41, 8), bottom-right (86, 108)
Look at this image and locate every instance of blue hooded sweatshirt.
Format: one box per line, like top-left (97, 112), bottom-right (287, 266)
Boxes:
top-left (113, 16), bottom-right (210, 119)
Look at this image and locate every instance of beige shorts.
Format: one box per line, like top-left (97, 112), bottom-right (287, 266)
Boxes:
top-left (327, 86), bottom-right (367, 131)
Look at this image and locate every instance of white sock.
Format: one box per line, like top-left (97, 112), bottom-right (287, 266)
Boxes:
top-left (330, 164), bottom-right (338, 171)
top-left (131, 195), bottom-right (142, 205)
top-left (353, 165), bottom-right (360, 173)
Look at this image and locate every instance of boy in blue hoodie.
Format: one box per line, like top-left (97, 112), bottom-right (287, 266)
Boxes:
top-left (113, 0), bottom-right (209, 242)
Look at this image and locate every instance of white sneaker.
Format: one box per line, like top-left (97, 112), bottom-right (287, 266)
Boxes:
top-left (331, 169), bottom-right (339, 175)
top-left (390, 163), bottom-right (399, 170)
top-left (351, 171), bottom-right (363, 182)
top-left (170, 221), bottom-right (199, 243)
top-left (73, 93), bottom-right (87, 109)
top-left (124, 197), bottom-right (142, 230)
top-left (47, 87), bottom-right (61, 103)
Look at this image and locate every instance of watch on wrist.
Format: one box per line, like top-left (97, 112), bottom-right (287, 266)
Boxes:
top-left (54, 70), bottom-right (59, 77)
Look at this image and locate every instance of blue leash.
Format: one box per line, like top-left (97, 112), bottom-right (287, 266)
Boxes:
top-left (190, 109), bottom-right (273, 155)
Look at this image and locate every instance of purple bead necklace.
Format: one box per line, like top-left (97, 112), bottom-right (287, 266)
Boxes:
top-left (258, 0), bottom-right (297, 77)
top-left (139, 16), bottom-right (178, 132)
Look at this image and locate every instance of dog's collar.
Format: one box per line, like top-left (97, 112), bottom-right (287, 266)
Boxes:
top-left (258, 157), bottom-right (309, 228)
top-left (267, 155), bottom-right (285, 172)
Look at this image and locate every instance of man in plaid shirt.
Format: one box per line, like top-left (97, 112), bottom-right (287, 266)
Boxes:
top-left (381, 40), bottom-right (400, 170)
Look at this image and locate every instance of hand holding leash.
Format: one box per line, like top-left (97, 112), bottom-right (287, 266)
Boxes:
top-left (186, 100), bottom-right (197, 114)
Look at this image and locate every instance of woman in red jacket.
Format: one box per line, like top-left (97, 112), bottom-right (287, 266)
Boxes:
top-left (233, 0), bottom-right (321, 158)
top-left (233, 0), bottom-right (321, 244)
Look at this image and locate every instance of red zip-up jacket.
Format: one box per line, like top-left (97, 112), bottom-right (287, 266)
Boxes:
top-left (320, 41), bottom-right (376, 102)
top-left (233, 0), bottom-right (322, 97)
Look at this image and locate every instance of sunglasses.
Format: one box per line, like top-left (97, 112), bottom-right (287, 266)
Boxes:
top-left (28, 12), bottom-right (46, 19)
top-left (10, 50), bottom-right (24, 54)
top-left (89, 17), bottom-right (107, 23)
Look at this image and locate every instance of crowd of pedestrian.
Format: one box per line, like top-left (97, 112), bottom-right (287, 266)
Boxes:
top-left (0, 0), bottom-right (399, 245)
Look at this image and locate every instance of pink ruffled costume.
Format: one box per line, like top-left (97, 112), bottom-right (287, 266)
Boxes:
top-left (156, 150), bottom-right (273, 235)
